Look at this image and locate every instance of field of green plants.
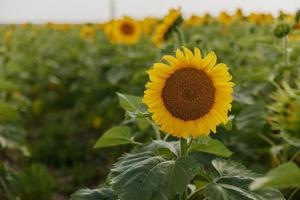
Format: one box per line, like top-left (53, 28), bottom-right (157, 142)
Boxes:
top-left (1, 9), bottom-right (300, 200)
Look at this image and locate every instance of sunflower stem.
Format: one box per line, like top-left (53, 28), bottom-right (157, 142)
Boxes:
top-left (180, 137), bottom-right (188, 157)
top-left (175, 27), bottom-right (186, 47)
top-left (148, 118), bottom-right (161, 140)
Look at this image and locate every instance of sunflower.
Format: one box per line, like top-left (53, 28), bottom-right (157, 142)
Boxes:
top-left (143, 47), bottom-right (234, 138)
top-left (152, 9), bottom-right (182, 46)
top-left (268, 80), bottom-right (300, 134)
top-left (113, 16), bottom-right (141, 44)
top-left (80, 25), bottom-right (96, 40)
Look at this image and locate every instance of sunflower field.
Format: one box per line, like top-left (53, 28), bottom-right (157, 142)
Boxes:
top-left (1, 8), bottom-right (300, 200)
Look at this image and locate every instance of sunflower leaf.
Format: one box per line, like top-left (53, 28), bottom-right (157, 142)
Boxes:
top-left (250, 162), bottom-right (300, 190)
top-left (203, 159), bottom-right (285, 200)
top-left (93, 126), bottom-right (137, 148)
top-left (70, 187), bottom-right (117, 200)
top-left (110, 151), bottom-right (199, 200)
top-left (189, 136), bottom-right (233, 158)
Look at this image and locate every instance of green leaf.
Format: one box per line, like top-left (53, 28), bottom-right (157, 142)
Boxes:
top-left (138, 140), bottom-right (179, 158)
top-left (204, 159), bottom-right (284, 200)
top-left (110, 151), bottom-right (199, 200)
top-left (0, 124), bottom-right (29, 155)
top-left (235, 104), bottom-right (266, 134)
top-left (280, 132), bottom-right (300, 147)
top-left (70, 187), bottom-right (117, 200)
top-left (190, 136), bottom-right (233, 158)
top-left (0, 101), bottom-right (19, 122)
top-left (250, 162), bottom-right (300, 190)
top-left (116, 93), bottom-right (143, 112)
top-left (93, 126), bottom-right (136, 149)
top-left (116, 93), bottom-right (149, 118)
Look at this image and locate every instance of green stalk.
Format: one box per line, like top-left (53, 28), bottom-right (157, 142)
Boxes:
top-left (180, 138), bottom-right (188, 158)
top-left (180, 137), bottom-right (188, 200)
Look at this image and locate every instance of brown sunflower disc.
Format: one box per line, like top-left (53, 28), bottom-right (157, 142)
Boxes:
top-left (161, 67), bottom-right (215, 121)
top-left (120, 23), bottom-right (134, 35)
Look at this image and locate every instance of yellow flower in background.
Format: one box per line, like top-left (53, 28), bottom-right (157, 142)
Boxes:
top-left (268, 80), bottom-right (300, 134)
top-left (218, 12), bottom-right (232, 25)
top-left (80, 25), bottom-right (96, 40)
top-left (140, 17), bottom-right (158, 36)
top-left (152, 9), bottom-right (182, 46)
top-left (143, 47), bottom-right (234, 138)
top-left (113, 16), bottom-right (141, 44)
top-left (234, 8), bottom-right (244, 20)
top-left (104, 21), bottom-right (118, 43)
top-left (183, 15), bottom-right (206, 27)
top-left (4, 30), bottom-right (13, 42)
top-left (288, 34), bottom-right (300, 42)
top-left (93, 116), bottom-right (103, 129)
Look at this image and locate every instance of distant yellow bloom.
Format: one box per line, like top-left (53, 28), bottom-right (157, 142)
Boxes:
top-left (4, 30), bottom-right (13, 42)
top-left (80, 25), bottom-right (96, 40)
top-left (218, 12), bottom-right (232, 25)
top-left (113, 16), bottom-right (141, 45)
top-left (234, 9), bottom-right (244, 20)
top-left (183, 15), bottom-right (206, 27)
top-left (93, 116), bottom-right (103, 129)
top-left (104, 21), bottom-right (118, 43)
top-left (288, 34), bottom-right (300, 42)
top-left (152, 9), bottom-right (182, 47)
top-left (144, 47), bottom-right (234, 138)
top-left (140, 17), bottom-right (158, 35)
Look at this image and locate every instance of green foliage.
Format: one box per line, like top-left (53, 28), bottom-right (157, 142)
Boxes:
top-left (250, 162), bottom-right (300, 190)
top-left (190, 136), bottom-right (233, 158)
top-left (0, 163), bottom-right (19, 200)
top-left (70, 187), bottom-right (117, 200)
top-left (204, 159), bottom-right (285, 200)
top-left (110, 151), bottom-right (199, 200)
top-left (17, 164), bottom-right (55, 200)
top-left (94, 126), bottom-right (138, 148)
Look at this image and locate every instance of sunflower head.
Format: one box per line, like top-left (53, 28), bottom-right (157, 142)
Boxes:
top-left (141, 17), bottom-right (158, 36)
top-left (268, 80), bottom-right (300, 135)
top-left (113, 16), bottom-right (141, 45)
top-left (152, 9), bottom-right (182, 46)
top-left (4, 30), bottom-right (13, 42)
top-left (143, 47), bottom-right (234, 138)
top-left (218, 12), bottom-right (232, 25)
top-left (80, 25), bottom-right (96, 40)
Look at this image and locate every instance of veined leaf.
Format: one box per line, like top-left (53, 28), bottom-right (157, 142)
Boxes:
top-left (70, 187), bottom-right (117, 200)
top-left (93, 126), bottom-right (136, 148)
top-left (110, 151), bottom-right (199, 200)
top-left (204, 159), bottom-right (284, 200)
top-left (250, 162), bottom-right (300, 190)
top-left (190, 136), bottom-right (233, 158)
top-left (116, 92), bottom-right (149, 118)
top-left (116, 93), bottom-right (143, 112)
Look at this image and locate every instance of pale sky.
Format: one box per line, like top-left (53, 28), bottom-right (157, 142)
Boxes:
top-left (0, 0), bottom-right (299, 23)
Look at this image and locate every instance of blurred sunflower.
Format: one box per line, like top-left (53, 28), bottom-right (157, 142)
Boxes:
top-left (104, 21), bottom-right (118, 43)
top-left (218, 12), bottom-right (232, 25)
top-left (113, 16), bottom-right (141, 44)
top-left (152, 9), bottom-right (182, 46)
top-left (268, 80), bottom-right (300, 135)
top-left (183, 15), bottom-right (206, 27)
top-left (234, 8), bottom-right (244, 20)
top-left (80, 25), bottom-right (96, 40)
top-left (143, 47), bottom-right (234, 138)
top-left (4, 30), bottom-right (13, 42)
top-left (140, 17), bottom-right (158, 36)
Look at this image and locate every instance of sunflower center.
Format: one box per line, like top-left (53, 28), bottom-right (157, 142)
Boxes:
top-left (120, 23), bottom-right (134, 35)
top-left (161, 68), bottom-right (215, 121)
